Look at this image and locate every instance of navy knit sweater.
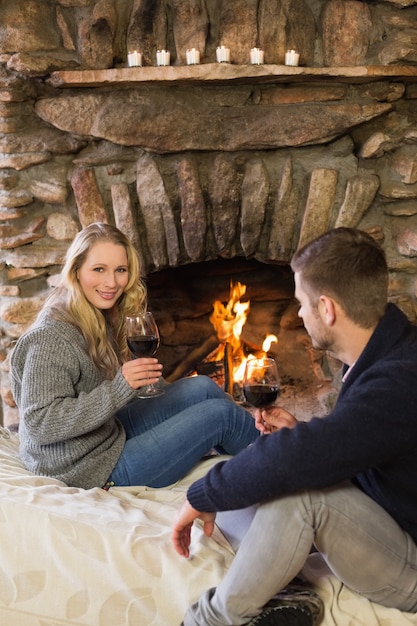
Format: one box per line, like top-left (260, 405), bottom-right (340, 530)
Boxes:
top-left (187, 304), bottom-right (417, 545)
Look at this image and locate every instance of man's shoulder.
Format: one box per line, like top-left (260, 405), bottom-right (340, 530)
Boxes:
top-left (377, 303), bottom-right (417, 352)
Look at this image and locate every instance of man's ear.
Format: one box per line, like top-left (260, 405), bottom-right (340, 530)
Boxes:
top-left (318, 295), bottom-right (336, 325)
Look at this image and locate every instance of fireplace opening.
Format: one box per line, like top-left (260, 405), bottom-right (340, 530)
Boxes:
top-left (146, 257), bottom-right (341, 421)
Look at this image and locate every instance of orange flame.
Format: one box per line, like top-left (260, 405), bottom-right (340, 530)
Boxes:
top-left (234, 334), bottom-right (278, 383)
top-left (209, 281), bottom-right (249, 352)
top-left (208, 281), bottom-right (278, 387)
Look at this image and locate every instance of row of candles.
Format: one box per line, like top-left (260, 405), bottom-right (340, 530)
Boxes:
top-left (127, 47), bottom-right (300, 67)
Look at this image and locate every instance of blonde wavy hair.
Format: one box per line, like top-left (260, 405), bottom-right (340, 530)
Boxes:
top-left (44, 222), bottom-right (147, 377)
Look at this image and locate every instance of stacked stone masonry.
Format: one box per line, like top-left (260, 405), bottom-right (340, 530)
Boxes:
top-left (1, 0), bottom-right (417, 427)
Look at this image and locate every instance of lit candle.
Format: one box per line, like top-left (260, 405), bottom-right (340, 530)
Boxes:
top-left (186, 48), bottom-right (200, 65)
top-left (216, 45), bottom-right (230, 63)
top-left (127, 50), bottom-right (142, 67)
top-left (285, 49), bottom-right (300, 66)
top-left (250, 47), bottom-right (264, 65)
top-left (156, 49), bottom-right (170, 66)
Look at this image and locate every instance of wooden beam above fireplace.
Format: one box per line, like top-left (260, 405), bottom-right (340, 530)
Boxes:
top-left (47, 64), bottom-right (417, 89)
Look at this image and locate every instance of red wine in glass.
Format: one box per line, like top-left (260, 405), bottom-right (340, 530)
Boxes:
top-left (126, 312), bottom-right (164, 398)
top-left (243, 383), bottom-right (279, 408)
top-left (243, 357), bottom-right (280, 409)
top-left (127, 336), bottom-right (159, 358)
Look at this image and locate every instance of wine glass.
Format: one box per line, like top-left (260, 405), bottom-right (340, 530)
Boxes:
top-left (242, 356), bottom-right (280, 409)
top-left (126, 311), bottom-right (164, 398)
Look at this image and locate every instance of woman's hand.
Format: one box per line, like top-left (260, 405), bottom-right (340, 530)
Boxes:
top-left (172, 499), bottom-right (216, 558)
top-left (254, 406), bottom-right (297, 435)
top-left (121, 357), bottom-right (163, 390)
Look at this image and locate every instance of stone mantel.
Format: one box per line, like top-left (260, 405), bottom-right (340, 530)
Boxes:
top-left (48, 64), bottom-right (417, 89)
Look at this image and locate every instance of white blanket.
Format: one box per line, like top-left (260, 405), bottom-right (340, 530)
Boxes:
top-left (0, 428), bottom-right (416, 626)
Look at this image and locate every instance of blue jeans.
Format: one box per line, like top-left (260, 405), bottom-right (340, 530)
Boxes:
top-left (184, 481), bottom-right (417, 625)
top-left (108, 375), bottom-right (258, 487)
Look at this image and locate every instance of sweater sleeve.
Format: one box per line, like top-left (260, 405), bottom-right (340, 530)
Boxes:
top-left (186, 357), bottom-right (417, 514)
top-left (10, 322), bottom-right (137, 445)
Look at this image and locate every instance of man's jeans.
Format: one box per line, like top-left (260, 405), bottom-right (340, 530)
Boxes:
top-left (183, 481), bottom-right (417, 625)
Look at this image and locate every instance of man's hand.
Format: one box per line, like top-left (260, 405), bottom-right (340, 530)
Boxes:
top-left (172, 499), bottom-right (216, 558)
top-left (254, 406), bottom-right (297, 434)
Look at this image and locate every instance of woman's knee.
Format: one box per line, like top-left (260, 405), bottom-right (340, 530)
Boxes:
top-left (188, 375), bottom-right (225, 399)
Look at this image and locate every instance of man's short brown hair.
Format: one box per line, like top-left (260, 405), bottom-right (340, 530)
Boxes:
top-left (291, 228), bottom-right (388, 329)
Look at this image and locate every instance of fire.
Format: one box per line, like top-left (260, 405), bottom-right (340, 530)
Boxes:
top-left (208, 280), bottom-right (278, 391)
top-left (209, 281), bottom-right (250, 353)
top-left (233, 334), bottom-right (279, 384)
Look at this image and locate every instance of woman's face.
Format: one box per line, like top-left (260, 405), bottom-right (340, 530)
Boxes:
top-left (77, 241), bottom-right (129, 310)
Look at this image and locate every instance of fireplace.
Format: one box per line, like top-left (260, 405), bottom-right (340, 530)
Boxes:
top-left (146, 256), bottom-right (341, 422)
top-left (1, 0), bottom-right (417, 429)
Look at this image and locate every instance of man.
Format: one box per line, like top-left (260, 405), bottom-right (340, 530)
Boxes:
top-left (172, 227), bottom-right (417, 626)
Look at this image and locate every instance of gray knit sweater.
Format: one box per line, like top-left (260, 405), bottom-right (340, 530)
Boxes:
top-left (10, 312), bottom-right (138, 489)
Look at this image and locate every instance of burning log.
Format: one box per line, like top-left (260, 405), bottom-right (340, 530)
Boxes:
top-left (224, 342), bottom-right (234, 395)
top-left (166, 334), bottom-right (219, 382)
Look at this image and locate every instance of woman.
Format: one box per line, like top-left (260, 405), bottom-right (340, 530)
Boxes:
top-left (10, 223), bottom-right (258, 490)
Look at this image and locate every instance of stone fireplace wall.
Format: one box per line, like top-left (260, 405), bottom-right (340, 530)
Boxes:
top-left (2, 0), bottom-right (417, 427)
